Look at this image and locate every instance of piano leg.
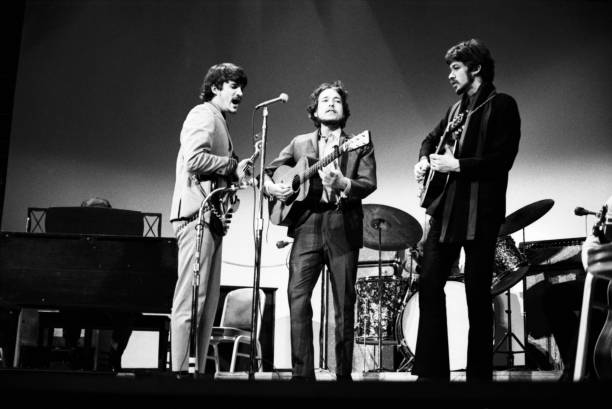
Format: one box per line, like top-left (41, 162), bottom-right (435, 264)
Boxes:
top-left (12, 308), bottom-right (24, 368)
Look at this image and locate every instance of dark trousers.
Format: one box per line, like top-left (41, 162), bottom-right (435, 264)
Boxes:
top-left (288, 210), bottom-right (359, 379)
top-left (412, 217), bottom-right (498, 381)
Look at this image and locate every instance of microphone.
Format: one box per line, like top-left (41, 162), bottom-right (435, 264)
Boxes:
top-left (574, 206), bottom-right (597, 216)
top-left (255, 93), bottom-right (289, 110)
top-left (276, 240), bottom-right (292, 249)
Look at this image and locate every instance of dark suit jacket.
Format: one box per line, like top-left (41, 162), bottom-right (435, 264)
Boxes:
top-left (264, 129), bottom-right (377, 249)
top-left (419, 83), bottom-right (521, 241)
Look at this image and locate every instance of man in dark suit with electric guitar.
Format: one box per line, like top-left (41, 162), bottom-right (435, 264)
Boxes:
top-left (412, 39), bottom-right (521, 382)
top-left (263, 80), bottom-right (376, 381)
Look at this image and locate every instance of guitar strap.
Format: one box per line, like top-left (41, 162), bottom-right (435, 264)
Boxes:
top-left (466, 91), bottom-right (496, 240)
top-left (438, 100), bottom-right (463, 241)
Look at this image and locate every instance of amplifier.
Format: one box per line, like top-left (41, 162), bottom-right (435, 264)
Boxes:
top-left (519, 237), bottom-right (586, 370)
top-left (520, 236), bottom-right (585, 275)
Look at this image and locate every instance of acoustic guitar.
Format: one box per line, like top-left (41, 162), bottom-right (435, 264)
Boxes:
top-left (268, 130), bottom-right (371, 226)
top-left (418, 111), bottom-right (466, 209)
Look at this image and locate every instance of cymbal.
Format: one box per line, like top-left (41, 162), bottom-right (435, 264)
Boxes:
top-left (498, 199), bottom-right (554, 236)
top-left (491, 265), bottom-right (530, 296)
top-left (363, 204), bottom-right (422, 251)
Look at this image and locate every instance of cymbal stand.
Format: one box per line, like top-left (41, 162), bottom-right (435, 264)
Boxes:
top-left (520, 227), bottom-right (529, 367)
top-left (492, 228), bottom-right (528, 369)
top-left (370, 218), bottom-right (386, 372)
top-left (493, 289), bottom-right (527, 368)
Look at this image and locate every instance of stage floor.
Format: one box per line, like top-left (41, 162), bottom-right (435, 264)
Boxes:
top-left (0, 367), bottom-right (606, 408)
top-left (215, 367), bottom-right (563, 382)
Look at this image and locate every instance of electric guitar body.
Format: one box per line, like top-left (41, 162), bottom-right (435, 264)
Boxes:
top-left (419, 111), bottom-right (466, 209)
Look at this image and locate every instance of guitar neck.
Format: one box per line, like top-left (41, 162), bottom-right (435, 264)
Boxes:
top-left (302, 147), bottom-right (343, 181)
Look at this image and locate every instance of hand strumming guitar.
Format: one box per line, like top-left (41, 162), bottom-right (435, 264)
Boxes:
top-left (264, 179), bottom-right (293, 202)
top-left (414, 156), bottom-right (430, 183)
top-left (429, 146), bottom-right (460, 173)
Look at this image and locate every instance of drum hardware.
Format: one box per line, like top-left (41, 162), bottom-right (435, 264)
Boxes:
top-left (492, 274), bottom-right (528, 370)
top-left (357, 257), bottom-right (404, 276)
top-left (360, 204), bottom-right (423, 372)
top-left (493, 199), bottom-right (554, 369)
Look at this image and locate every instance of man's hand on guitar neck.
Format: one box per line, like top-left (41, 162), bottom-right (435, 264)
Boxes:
top-left (237, 158), bottom-right (254, 184)
top-left (318, 167), bottom-right (351, 196)
top-left (429, 147), bottom-right (460, 173)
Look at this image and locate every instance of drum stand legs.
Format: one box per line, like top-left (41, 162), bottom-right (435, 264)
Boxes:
top-left (493, 287), bottom-right (526, 369)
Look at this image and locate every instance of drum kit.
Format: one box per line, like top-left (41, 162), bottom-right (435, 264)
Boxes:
top-left (355, 199), bottom-right (554, 372)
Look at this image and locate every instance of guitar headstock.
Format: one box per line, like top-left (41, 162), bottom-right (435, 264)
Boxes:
top-left (593, 204), bottom-right (610, 243)
top-left (343, 130), bottom-right (371, 152)
top-left (448, 112), bottom-right (466, 133)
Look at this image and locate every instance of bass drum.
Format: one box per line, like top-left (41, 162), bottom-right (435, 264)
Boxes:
top-left (395, 280), bottom-right (469, 371)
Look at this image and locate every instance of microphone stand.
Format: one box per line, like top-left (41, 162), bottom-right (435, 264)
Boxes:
top-left (188, 186), bottom-right (233, 377)
top-left (319, 266), bottom-right (330, 370)
top-left (249, 106), bottom-right (268, 379)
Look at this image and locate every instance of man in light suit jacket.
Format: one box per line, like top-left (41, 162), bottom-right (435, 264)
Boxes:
top-left (263, 81), bottom-right (377, 381)
top-left (170, 62), bottom-right (251, 375)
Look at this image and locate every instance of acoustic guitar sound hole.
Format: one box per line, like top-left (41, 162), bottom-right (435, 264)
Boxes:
top-left (292, 175), bottom-right (300, 192)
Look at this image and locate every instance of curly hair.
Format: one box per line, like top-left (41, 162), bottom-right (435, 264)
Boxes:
top-left (445, 39), bottom-right (495, 84)
top-left (199, 62), bottom-right (248, 102)
top-left (306, 80), bottom-right (351, 128)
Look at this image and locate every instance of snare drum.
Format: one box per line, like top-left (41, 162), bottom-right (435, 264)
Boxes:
top-left (395, 281), bottom-right (469, 371)
top-left (355, 275), bottom-right (409, 343)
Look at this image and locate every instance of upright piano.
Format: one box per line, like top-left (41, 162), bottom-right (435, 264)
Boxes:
top-left (0, 231), bottom-right (276, 371)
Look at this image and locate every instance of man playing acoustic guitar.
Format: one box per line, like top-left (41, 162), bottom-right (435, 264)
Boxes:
top-left (263, 81), bottom-right (377, 381)
top-left (412, 39), bottom-right (521, 382)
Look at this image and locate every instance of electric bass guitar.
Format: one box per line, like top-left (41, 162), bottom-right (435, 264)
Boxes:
top-left (268, 130), bottom-right (371, 226)
top-left (193, 140), bottom-right (261, 235)
top-left (418, 111), bottom-right (467, 209)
